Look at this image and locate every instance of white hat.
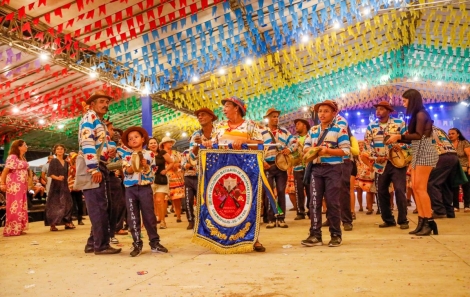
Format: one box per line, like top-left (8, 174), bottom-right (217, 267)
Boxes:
top-left (159, 136), bottom-right (176, 149)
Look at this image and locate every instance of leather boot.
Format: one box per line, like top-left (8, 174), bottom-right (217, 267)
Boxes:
top-left (416, 218), bottom-right (438, 236)
top-left (408, 216), bottom-right (424, 234)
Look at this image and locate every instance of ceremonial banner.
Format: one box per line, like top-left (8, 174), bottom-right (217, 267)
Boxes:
top-left (192, 148), bottom-right (278, 254)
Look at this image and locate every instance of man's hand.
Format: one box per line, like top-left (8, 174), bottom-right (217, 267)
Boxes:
top-left (232, 141), bottom-right (243, 150)
top-left (108, 148), bottom-right (117, 159)
top-left (92, 172), bottom-right (103, 183)
top-left (194, 135), bottom-right (202, 144)
top-left (281, 148), bottom-right (290, 155)
top-left (318, 147), bottom-right (329, 156)
top-left (263, 162), bottom-right (271, 170)
top-left (376, 157), bottom-right (387, 163)
top-left (385, 134), bottom-right (401, 144)
top-left (202, 140), bottom-right (213, 148)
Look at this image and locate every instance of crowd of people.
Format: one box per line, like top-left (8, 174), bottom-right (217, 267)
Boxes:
top-left (1, 89), bottom-right (469, 255)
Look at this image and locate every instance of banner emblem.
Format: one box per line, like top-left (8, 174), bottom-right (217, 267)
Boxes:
top-left (207, 166), bottom-right (252, 227)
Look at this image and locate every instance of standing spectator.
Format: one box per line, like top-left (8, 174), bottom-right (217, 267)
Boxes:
top-left (0, 140), bottom-right (29, 236)
top-left (448, 128), bottom-right (470, 212)
top-left (41, 155), bottom-right (53, 197)
top-left (45, 144), bottom-right (74, 231)
top-left (68, 152), bottom-right (84, 225)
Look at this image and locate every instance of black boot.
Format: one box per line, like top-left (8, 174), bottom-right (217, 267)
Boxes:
top-left (408, 217), bottom-right (424, 235)
top-left (416, 218), bottom-right (438, 236)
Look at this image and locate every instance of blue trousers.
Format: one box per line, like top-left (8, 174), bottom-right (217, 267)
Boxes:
top-left (309, 164), bottom-right (342, 238)
top-left (428, 153), bottom-right (459, 215)
top-left (184, 176), bottom-right (198, 223)
top-left (84, 166), bottom-right (111, 251)
top-left (125, 185), bottom-right (160, 248)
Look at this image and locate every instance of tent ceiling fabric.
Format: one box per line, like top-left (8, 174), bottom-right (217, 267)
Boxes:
top-left (0, 0), bottom-right (469, 151)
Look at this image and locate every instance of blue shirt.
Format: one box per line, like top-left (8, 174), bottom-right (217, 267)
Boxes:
top-left (304, 122), bottom-right (350, 165)
top-left (334, 114), bottom-right (350, 160)
top-left (264, 126), bottom-right (295, 162)
top-left (121, 148), bottom-right (156, 187)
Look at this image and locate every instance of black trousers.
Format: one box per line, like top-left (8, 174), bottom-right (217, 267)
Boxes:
top-left (125, 185), bottom-right (160, 249)
top-left (340, 160), bottom-right (353, 224)
top-left (428, 153), bottom-right (459, 216)
top-left (108, 174), bottom-right (125, 236)
top-left (375, 163), bottom-right (408, 225)
top-left (266, 164), bottom-right (288, 221)
top-left (184, 176), bottom-right (198, 223)
top-left (84, 165), bottom-right (111, 252)
top-left (309, 164), bottom-right (342, 238)
top-left (71, 190), bottom-right (83, 222)
top-left (294, 170), bottom-right (310, 215)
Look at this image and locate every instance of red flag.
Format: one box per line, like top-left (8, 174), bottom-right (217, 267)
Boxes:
top-left (84, 24), bottom-right (92, 33)
top-left (18, 6), bottom-right (26, 19)
top-left (126, 7), bottom-right (133, 17)
top-left (86, 10), bottom-right (94, 19)
top-left (149, 20), bottom-right (157, 30)
top-left (116, 23), bottom-right (122, 33)
top-left (147, 10), bottom-right (155, 20)
top-left (159, 16), bottom-right (166, 26)
top-left (84, 36), bottom-right (91, 43)
top-left (33, 18), bottom-right (40, 25)
top-left (94, 20), bottom-right (101, 29)
top-left (54, 7), bottom-right (62, 18)
top-left (190, 3), bottom-right (197, 14)
top-left (78, 13), bottom-right (85, 20)
top-left (28, 2), bottom-right (35, 10)
top-left (146, 0), bottom-right (154, 8)
top-left (110, 37), bottom-right (117, 46)
top-left (99, 4), bottom-right (106, 15)
top-left (35, 32), bottom-right (44, 41)
top-left (106, 27), bottom-right (114, 37)
top-left (138, 1), bottom-right (143, 10)
top-left (74, 29), bottom-right (81, 38)
top-left (129, 28), bottom-right (137, 39)
top-left (66, 18), bottom-right (74, 28)
top-left (76, 0), bottom-right (84, 11)
top-left (44, 12), bottom-right (51, 23)
top-left (201, 0), bottom-right (207, 9)
top-left (4, 13), bottom-right (13, 21)
top-left (100, 41), bottom-right (107, 49)
top-left (57, 23), bottom-right (63, 33)
top-left (64, 33), bottom-right (72, 43)
top-left (169, 0), bottom-right (176, 9)
top-left (115, 11), bottom-right (122, 22)
top-left (136, 14), bottom-right (144, 25)
top-left (180, 0), bottom-right (186, 7)
top-left (157, 5), bottom-right (164, 16)
top-left (120, 33), bottom-right (128, 43)
top-left (95, 31), bottom-right (102, 40)
top-left (105, 16), bottom-right (113, 26)
top-left (179, 8), bottom-right (186, 18)
top-left (126, 18), bottom-right (135, 29)
top-left (139, 24), bottom-right (145, 34)
top-left (38, 0), bottom-right (46, 7)
top-left (22, 22), bottom-right (32, 35)
top-left (168, 11), bottom-right (175, 21)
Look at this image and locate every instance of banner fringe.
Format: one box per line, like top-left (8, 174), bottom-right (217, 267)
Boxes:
top-left (191, 236), bottom-right (255, 254)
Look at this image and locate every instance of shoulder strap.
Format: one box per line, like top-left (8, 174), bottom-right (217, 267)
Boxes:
top-left (316, 127), bottom-right (329, 146)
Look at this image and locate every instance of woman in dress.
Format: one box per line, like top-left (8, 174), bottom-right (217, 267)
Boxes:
top-left (207, 96), bottom-right (268, 252)
top-left (386, 89), bottom-right (439, 235)
top-left (148, 137), bottom-right (174, 229)
top-left (448, 128), bottom-right (470, 212)
top-left (0, 140), bottom-right (29, 236)
top-left (160, 137), bottom-right (185, 224)
top-left (45, 144), bottom-right (74, 231)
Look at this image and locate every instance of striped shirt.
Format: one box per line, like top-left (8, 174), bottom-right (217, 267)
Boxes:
top-left (334, 114), bottom-right (351, 160)
top-left (264, 126), bottom-right (295, 162)
top-left (188, 126), bottom-right (216, 163)
top-left (181, 149), bottom-right (197, 176)
top-left (121, 148), bottom-right (156, 187)
top-left (364, 117), bottom-right (410, 174)
top-left (304, 122), bottom-right (350, 165)
top-left (432, 126), bottom-right (456, 155)
top-left (291, 134), bottom-right (308, 171)
top-left (78, 110), bottom-right (116, 174)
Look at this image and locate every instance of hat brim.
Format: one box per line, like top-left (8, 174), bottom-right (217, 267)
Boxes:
top-left (373, 104), bottom-right (394, 112)
top-left (121, 127), bottom-right (149, 148)
top-left (294, 119), bottom-right (311, 131)
top-left (159, 139), bottom-right (176, 149)
top-left (195, 108), bottom-right (218, 121)
top-left (264, 109), bottom-right (281, 118)
top-left (85, 93), bottom-right (113, 105)
top-left (221, 99), bottom-right (246, 116)
top-left (313, 102), bottom-right (338, 113)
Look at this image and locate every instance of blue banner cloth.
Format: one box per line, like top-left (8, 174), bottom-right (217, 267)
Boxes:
top-left (192, 149), bottom-right (277, 254)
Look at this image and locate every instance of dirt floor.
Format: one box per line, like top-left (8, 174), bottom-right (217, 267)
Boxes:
top-left (1, 202), bottom-right (470, 297)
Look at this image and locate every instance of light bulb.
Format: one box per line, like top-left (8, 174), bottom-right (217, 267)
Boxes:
top-left (218, 68), bottom-right (226, 75)
top-left (40, 53), bottom-right (48, 61)
top-left (245, 58), bottom-right (253, 65)
top-left (182, 132), bottom-right (188, 137)
top-left (301, 35), bottom-right (309, 43)
top-left (165, 132), bottom-right (171, 137)
top-left (333, 22), bottom-right (341, 29)
top-left (192, 76), bottom-right (199, 82)
top-left (12, 106), bottom-right (19, 113)
top-left (38, 119), bottom-right (45, 125)
top-left (302, 106), bottom-right (308, 111)
top-left (125, 86), bottom-right (132, 92)
top-left (90, 72), bottom-right (98, 78)
top-left (58, 124), bottom-right (64, 129)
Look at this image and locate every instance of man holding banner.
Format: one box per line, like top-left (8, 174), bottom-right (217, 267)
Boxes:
top-left (192, 97), bottom-right (278, 253)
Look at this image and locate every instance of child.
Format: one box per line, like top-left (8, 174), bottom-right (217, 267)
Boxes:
top-left (301, 100), bottom-right (350, 247)
top-left (121, 126), bottom-right (168, 257)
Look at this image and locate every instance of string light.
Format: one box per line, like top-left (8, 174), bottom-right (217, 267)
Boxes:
top-left (302, 106), bottom-right (308, 111)
top-left (40, 53), bottom-right (48, 61)
top-left (125, 86), bottom-right (132, 92)
top-left (192, 75), bottom-right (199, 82)
top-left (90, 72), bottom-right (98, 78)
top-left (436, 81), bottom-right (443, 86)
top-left (363, 7), bottom-right (371, 16)
top-left (12, 106), bottom-right (19, 113)
top-left (245, 58), bottom-right (253, 65)
top-left (182, 132), bottom-right (188, 137)
top-left (38, 119), bottom-right (45, 125)
top-left (58, 124), bottom-right (65, 129)
top-left (165, 132), bottom-right (171, 136)
top-left (218, 68), bottom-right (226, 75)
top-left (462, 85), bottom-right (467, 90)
top-left (333, 21), bottom-right (341, 29)
top-left (301, 35), bottom-right (309, 43)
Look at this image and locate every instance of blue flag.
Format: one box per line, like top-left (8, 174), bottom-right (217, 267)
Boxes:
top-left (192, 149), bottom-right (279, 254)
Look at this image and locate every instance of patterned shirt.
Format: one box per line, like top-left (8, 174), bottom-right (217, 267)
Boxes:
top-left (304, 122), bottom-right (350, 165)
top-left (121, 148), bottom-right (156, 187)
top-left (181, 149), bottom-right (197, 176)
top-left (213, 119), bottom-right (267, 146)
top-left (78, 110), bottom-right (116, 174)
top-left (334, 114), bottom-right (351, 160)
top-left (291, 134), bottom-right (308, 171)
top-left (188, 126), bottom-right (216, 163)
top-left (364, 117), bottom-right (410, 174)
top-left (264, 126), bottom-right (295, 162)
top-left (431, 126), bottom-right (456, 155)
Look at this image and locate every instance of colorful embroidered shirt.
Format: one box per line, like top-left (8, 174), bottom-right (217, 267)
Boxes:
top-left (432, 126), bottom-right (456, 155)
top-left (120, 148), bottom-right (156, 187)
top-left (364, 117), bottom-right (410, 174)
top-left (304, 122), bottom-right (350, 165)
top-left (188, 126), bottom-right (216, 163)
top-left (182, 149), bottom-right (197, 176)
top-left (334, 114), bottom-right (351, 160)
top-left (78, 110), bottom-right (116, 174)
top-left (213, 119), bottom-right (267, 146)
top-left (291, 134), bottom-right (308, 171)
top-left (264, 126), bottom-right (295, 162)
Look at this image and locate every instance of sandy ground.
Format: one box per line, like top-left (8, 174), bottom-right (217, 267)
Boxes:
top-left (1, 202), bottom-right (470, 297)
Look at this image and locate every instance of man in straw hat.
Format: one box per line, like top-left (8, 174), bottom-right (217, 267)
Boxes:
top-left (301, 100), bottom-right (350, 248)
top-left (120, 126), bottom-right (168, 257)
top-left (364, 100), bottom-right (410, 230)
top-left (263, 107), bottom-right (294, 229)
top-left (79, 90), bottom-right (121, 255)
top-left (185, 107), bottom-right (218, 230)
top-left (292, 118), bottom-right (311, 220)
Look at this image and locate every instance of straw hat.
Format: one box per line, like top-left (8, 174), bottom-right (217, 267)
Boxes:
top-left (159, 136), bottom-right (176, 149)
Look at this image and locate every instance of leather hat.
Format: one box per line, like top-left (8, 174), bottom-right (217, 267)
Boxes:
top-left (195, 107), bottom-right (218, 121)
top-left (85, 90), bottom-right (113, 105)
top-left (121, 126), bottom-right (149, 148)
top-left (373, 101), bottom-right (395, 112)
